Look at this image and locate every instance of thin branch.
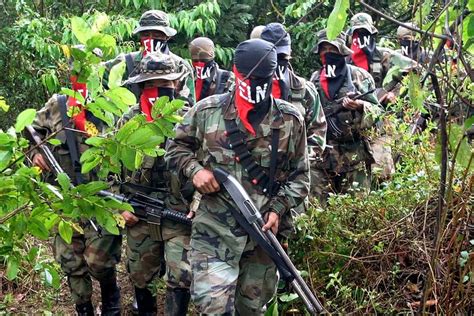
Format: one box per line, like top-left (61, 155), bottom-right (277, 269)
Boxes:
top-left (359, 0), bottom-right (449, 40)
top-left (0, 203), bottom-right (30, 224)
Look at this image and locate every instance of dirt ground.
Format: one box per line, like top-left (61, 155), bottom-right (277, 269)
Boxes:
top-left (0, 239), bottom-right (170, 315)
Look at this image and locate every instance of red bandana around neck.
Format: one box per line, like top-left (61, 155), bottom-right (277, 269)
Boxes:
top-left (351, 33), bottom-right (369, 71)
top-left (192, 61), bottom-right (207, 101)
top-left (271, 76), bottom-right (281, 99)
top-left (233, 65), bottom-right (256, 136)
top-left (319, 54), bottom-right (331, 100)
top-left (68, 76), bottom-right (88, 132)
top-left (140, 87), bottom-right (159, 122)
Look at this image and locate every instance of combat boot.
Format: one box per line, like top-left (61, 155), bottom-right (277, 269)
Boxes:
top-left (100, 277), bottom-right (121, 316)
top-left (75, 301), bottom-right (94, 316)
top-left (134, 286), bottom-right (157, 316)
top-left (164, 287), bottom-right (190, 316)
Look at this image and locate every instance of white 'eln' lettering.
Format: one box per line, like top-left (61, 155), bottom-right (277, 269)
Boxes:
top-left (326, 65), bottom-right (336, 77)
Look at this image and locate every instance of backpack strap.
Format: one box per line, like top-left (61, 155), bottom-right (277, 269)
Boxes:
top-left (125, 53), bottom-right (141, 99)
top-left (58, 95), bottom-right (84, 184)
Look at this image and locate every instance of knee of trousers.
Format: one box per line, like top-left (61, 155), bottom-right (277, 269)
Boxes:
top-left (126, 224), bottom-right (164, 289)
top-left (190, 250), bottom-right (239, 314)
top-left (54, 234), bottom-right (89, 277)
top-left (84, 234), bottom-right (122, 280)
top-left (164, 235), bottom-right (192, 289)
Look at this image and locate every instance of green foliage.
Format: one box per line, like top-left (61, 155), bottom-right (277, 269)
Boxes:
top-left (326, 0), bottom-right (350, 40)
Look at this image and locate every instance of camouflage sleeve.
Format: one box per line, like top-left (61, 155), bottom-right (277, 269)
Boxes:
top-left (174, 57), bottom-right (196, 107)
top-left (381, 48), bottom-right (419, 89)
top-left (303, 81), bottom-right (327, 152)
top-left (165, 103), bottom-right (205, 182)
top-left (270, 115), bottom-right (310, 216)
top-left (351, 67), bottom-right (383, 129)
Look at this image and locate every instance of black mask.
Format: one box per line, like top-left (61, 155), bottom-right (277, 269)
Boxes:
top-left (400, 39), bottom-right (420, 60)
top-left (158, 87), bottom-right (175, 99)
top-left (322, 52), bottom-right (347, 100)
top-left (275, 59), bottom-right (290, 101)
top-left (247, 76), bottom-right (273, 129)
top-left (353, 29), bottom-right (376, 62)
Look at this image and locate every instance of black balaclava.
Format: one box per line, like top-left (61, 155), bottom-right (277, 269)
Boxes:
top-left (320, 52), bottom-right (347, 100)
top-left (274, 56), bottom-right (291, 100)
top-left (400, 39), bottom-right (420, 60)
top-left (233, 39), bottom-right (277, 135)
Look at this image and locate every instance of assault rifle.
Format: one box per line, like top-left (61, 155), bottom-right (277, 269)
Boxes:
top-left (214, 168), bottom-right (325, 315)
top-left (324, 89), bottom-right (376, 117)
top-left (26, 126), bottom-right (192, 228)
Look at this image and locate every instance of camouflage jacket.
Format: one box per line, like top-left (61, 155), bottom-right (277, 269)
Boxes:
top-left (349, 47), bottom-right (418, 90)
top-left (104, 50), bottom-right (195, 105)
top-left (310, 65), bottom-right (382, 173)
top-left (165, 93), bottom-right (309, 260)
top-left (117, 105), bottom-right (191, 240)
top-left (31, 94), bottom-right (103, 183)
top-left (288, 70), bottom-right (327, 153)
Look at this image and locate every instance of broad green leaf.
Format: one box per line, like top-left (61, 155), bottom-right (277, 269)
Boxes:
top-left (326, 0), bottom-right (349, 40)
top-left (103, 197), bottom-right (134, 212)
top-left (43, 264), bottom-right (61, 289)
top-left (108, 87), bottom-right (137, 106)
top-left (71, 17), bottom-right (92, 44)
top-left (28, 218), bottom-right (50, 240)
top-left (85, 136), bottom-right (106, 147)
top-left (48, 139), bottom-right (61, 146)
top-left (108, 61), bottom-right (126, 89)
top-left (57, 172), bottom-right (71, 191)
top-left (6, 256), bottom-right (19, 280)
top-left (92, 12), bottom-right (110, 33)
top-left (120, 146), bottom-right (137, 171)
top-left (116, 119), bottom-right (140, 142)
top-left (81, 155), bottom-right (102, 173)
top-left (264, 299), bottom-right (278, 316)
top-left (86, 34), bottom-right (116, 59)
top-left (0, 96), bottom-right (9, 112)
top-left (58, 220), bottom-right (73, 244)
top-left (95, 97), bottom-right (122, 116)
top-left (15, 109), bottom-right (37, 133)
top-left (279, 293), bottom-right (299, 302)
top-left (61, 88), bottom-right (85, 106)
top-left (76, 181), bottom-right (109, 196)
top-left (0, 150), bottom-right (13, 170)
top-left (87, 103), bottom-right (114, 126)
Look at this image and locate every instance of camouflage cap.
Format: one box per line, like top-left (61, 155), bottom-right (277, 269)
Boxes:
top-left (189, 37), bottom-right (215, 61)
top-left (313, 29), bottom-right (353, 56)
top-left (349, 13), bottom-right (378, 35)
top-left (397, 22), bottom-right (417, 39)
top-left (133, 10), bottom-right (177, 37)
top-left (250, 25), bottom-right (265, 39)
top-left (124, 52), bottom-right (184, 84)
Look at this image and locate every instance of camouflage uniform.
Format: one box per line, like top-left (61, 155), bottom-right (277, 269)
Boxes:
top-left (104, 10), bottom-right (195, 105)
top-left (258, 22), bottom-right (327, 198)
top-left (32, 94), bottom-right (122, 314)
top-left (165, 90), bottom-right (310, 314)
top-left (310, 31), bottom-right (382, 203)
top-left (118, 52), bottom-right (192, 315)
top-left (348, 13), bottom-right (418, 180)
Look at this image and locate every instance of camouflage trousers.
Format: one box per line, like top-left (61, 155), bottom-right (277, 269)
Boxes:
top-left (126, 220), bottom-right (191, 290)
top-left (190, 240), bottom-right (278, 315)
top-left (311, 162), bottom-right (371, 205)
top-left (53, 222), bottom-right (122, 305)
top-left (370, 135), bottom-right (395, 181)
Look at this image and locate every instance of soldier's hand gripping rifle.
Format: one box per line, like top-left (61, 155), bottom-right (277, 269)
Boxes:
top-left (26, 125), bottom-right (192, 228)
top-left (213, 168), bottom-right (325, 315)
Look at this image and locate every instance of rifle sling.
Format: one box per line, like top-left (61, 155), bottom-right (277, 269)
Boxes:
top-left (58, 95), bottom-right (84, 185)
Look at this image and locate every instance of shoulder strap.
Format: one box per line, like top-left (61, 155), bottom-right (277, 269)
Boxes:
top-left (215, 69), bottom-right (231, 95)
top-left (224, 118), bottom-right (280, 196)
top-left (58, 95), bottom-right (84, 184)
top-left (125, 53), bottom-right (141, 99)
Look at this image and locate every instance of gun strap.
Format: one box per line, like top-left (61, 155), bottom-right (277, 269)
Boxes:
top-left (125, 53), bottom-right (141, 99)
top-left (224, 118), bottom-right (280, 196)
top-left (229, 206), bottom-right (293, 281)
top-left (58, 95), bottom-right (84, 184)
